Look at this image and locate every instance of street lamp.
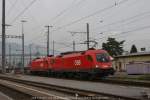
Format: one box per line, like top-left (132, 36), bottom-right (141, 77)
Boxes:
top-left (21, 20), bottom-right (27, 73)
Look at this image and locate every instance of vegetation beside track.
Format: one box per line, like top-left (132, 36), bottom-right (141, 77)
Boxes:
top-left (109, 74), bottom-right (150, 81)
top-left (104, 74), bottom-right (150, 87)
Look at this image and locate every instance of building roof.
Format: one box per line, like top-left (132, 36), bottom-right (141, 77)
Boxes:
top-left (115, 52), bottom-right (150, 58)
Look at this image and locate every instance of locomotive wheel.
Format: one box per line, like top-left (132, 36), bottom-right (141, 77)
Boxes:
top-left (74, 73), bottom-right (85, 80)
top-left (47, 70), bottom-right (52, 77)
top-left (79, 73), bottom-right (88, 80)
top-left (30, 71), bottom-right (34, 75)
top-left (54, 72), bottom-right (64, 78)
top-left (51, 72), bottom-right (57, 77)
top-left (88, 74), bottom-right (96, 80)
top-left (67, 72), bottom-right (74, 78)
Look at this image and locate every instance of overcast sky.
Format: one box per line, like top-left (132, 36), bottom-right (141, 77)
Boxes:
top-left (0, 0), bottom-right (150, 53)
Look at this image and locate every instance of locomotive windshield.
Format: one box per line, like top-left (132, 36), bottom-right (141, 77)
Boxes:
top-left (96, 53), bottom-right (110, 62)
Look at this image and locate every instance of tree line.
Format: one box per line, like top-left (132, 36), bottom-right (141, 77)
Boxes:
top-left (102, 37), bottom-right (138, 57)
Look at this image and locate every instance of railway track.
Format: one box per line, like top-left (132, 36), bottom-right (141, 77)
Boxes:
top-left (0, 81), bottom-right (32, 100)
top-left (99, 78), bottom-right (150, 88)
top-left (0, 83), bottom-right (31, 100)
top-left (0, 79), bottom-right (69, 100)
top-left (28, 73), bottom-right (150, 88)
top-left (0, 74), bottom-right (143, 100)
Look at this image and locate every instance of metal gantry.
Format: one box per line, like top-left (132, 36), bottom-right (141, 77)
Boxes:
top-left (68, 31), bottom-right (86, 51)
top-left (0, 34), bottom-right (23, 73)
top-left (69, 23), bottom-right (98, 50)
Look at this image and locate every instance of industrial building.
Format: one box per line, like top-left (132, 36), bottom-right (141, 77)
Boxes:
top-left (113, 52), bottom-right (150, 72)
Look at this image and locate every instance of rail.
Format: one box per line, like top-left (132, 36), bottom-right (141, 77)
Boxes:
top-left (0, 75), bottom-right (145, 100)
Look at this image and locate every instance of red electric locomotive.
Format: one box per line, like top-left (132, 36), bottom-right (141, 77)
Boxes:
top-left (30, 49), bottom-right (115, 79)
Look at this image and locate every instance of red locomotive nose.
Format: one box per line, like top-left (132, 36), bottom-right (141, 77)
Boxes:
top-left (102, 63), bottom-right (112, 69)
top-left (95, 53), bottom-right (112, 69)
top-left (96, 62), bottom-right (112, 69)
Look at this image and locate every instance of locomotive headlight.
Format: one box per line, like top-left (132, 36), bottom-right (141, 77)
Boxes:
top-left (95, 65), bottom-right (99, 68)
top-left (103, 65), bottom-right (108, 68)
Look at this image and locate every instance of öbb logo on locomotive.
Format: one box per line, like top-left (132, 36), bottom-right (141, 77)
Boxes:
top-left (74, 60), bottom-right (81, 66)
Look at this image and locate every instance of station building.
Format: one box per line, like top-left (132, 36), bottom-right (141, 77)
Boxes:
top-left (113, 52), bottom-right (150, 72)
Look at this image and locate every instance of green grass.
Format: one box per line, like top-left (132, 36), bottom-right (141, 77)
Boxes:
top-left (137, 74), bottom-right (150, 80)
top-left (112, 74), bottom-right (150, 81)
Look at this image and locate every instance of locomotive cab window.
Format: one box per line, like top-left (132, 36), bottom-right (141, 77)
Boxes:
top-left (96, 53), bottom-right (110, 62)
top-left (86, 55), bottom-right (93, 62)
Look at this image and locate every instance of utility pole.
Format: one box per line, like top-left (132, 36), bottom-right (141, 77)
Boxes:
top-left (21, 20), bottom-right (27, 73)
top-left (73, 41), bottom-right (75, 51)
top-left (86, 23), bottom-right (90, 50)
top-left (9, 44), bottom-right (11, 69)
top-left (2, 0), bottom-right (6, 73)
top-left (12, 57), bottom-right (16, 70)
top-left (52, 40), bottom-right (55, 55)
top-left (45, 25), bottom-right (52, 56)
top-left (29, 44), bottom-right (32, 63)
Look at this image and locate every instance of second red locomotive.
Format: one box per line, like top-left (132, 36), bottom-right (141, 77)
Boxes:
top-left (29, 49), bottom-right (115, 79)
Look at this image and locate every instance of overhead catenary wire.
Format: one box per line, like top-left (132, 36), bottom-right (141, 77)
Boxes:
top-left (19, 0), bottom-right (40, 25)
top-left (2, 0), bottom-right (149, 57)
top-left (0, 0), bottom-right (17, 24)
top-left (51, 0), bottom-right (87, 25)
top-left (94, 25), bottom-right (150, 40)
top-left (119, 25), bottom-right (150, 36)
top-left (52, 0), bottom-right (129, 32)
top-left (90, 10), bottom-right (150, 39)
top-left (25, 29), bottom-right (46, 44)
top-left (48, 0), bottom-right (134, 47)
top-left (34, 41), bottom-right (73, 54)
top-left (26, 35), bottom-right (73, 51)
top-left (6, 0), bottom-right (18, 17)
top-left (92, 10), bottom-right (150, 31)
top-left (32, 0), bottom-right (143, 49)
top-left (26, 24), bottom-right (150, 53)
top-left (91, 14), bottom-right (150, 38)
top-left (33, 45), bottom-right (62, 53)
top-left (26, 0), bottom-right (128, 46)
top-left (55, 41), bottom-right (72, 48)
top-left (50, 0), bottom-right (80, 22)
top-left (27, 0), bottom-right (87, 35)
top-left (9, 0), bottom-right (38, 24)
top-left (24, 0), bottom-right (148, 51)
top-left (27, 45), bottom-right (61, 56)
